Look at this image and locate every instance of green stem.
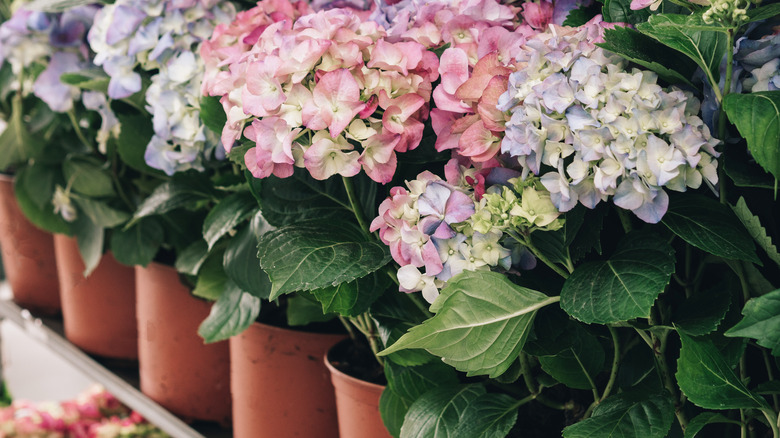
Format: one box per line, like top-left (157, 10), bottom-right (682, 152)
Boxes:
top-left (407, 292), bottom-right (433, 318)
top-left (762, 349), bottom-right (780, 411)
top-left (522, 235), bottom-right (570, 279)
top-left (342, 176), bottom-right (370, 237)
top-left (760, 408), bottom-right (779, 438)
top-left (519, 352), bottom-right (538, 395)
top-left (601, 327), bottom-right (621, 402)
top-left (67, 109), bottom-right (94, 152)
top-left (338, 315), bottom-right (358, 342)
top-left (513, 394), bottom-right (537, 409)
top-left (650, 331), bottom-right (689, 431)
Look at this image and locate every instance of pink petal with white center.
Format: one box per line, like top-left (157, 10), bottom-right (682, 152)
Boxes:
top-left (308, 69), bottom-right (366, 137)
top-left (303, 135), bottom-right (361, 180)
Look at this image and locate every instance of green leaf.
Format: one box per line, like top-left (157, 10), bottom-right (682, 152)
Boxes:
top-left (563, 6), bottom-right (597, 27)
top-left (285, 294), bottom-right (334, 326)
top-left (731, 197), bottom-right (780, 268)
top-left (636, 13), bottom-right (728, 85)
top-left (561, 232), bottom-right (675, 324)
top-left (563, 390), bottom-right (674, 438)
top-left (570, 205), bottom-right (607, 263)
top-left (109, 218), bottom-right (163, 267)
top-left (683, 412), bottom-right (742, 438)
top-left (192, 249), bottom-right (227, 301)
top-left (227, 143), bottom-right (252, 170)
top-left (257, 223), bottom-right (391, 300)
top-left (0, 95), bottom-right (43, 172)
top-left (538, 323), bottom-right (605, 390)
top-left (115, 113), bottom-right (160, 175)
top-left (381, 360), bottom-right (459, 437)
top-left (380, 271), bottom-right (559, 378)
top-left (311, 271), bottom-right (390, 317)
top-left (59, 69), bottom-right (109, 93)
top-left (725, 289), bottom-right (780, 356)
top-left (131, 179), bottom-right (210, 223)
top-left (400, 384), bottom-right (485, 438)
top-left (662, 194), bottom-right (759, 263)
top-left (175, 239), bottom-right (209, 276)
top-left (676, 330), bottom-right (768, 410)
top-left (72, 196), bottom-right (129, 228)
top-left (603, 0), bottom-right (650, 24)
top-left (723, 147), bottom-right (776, 189)
top-left (723, 91), bottom-right (780, 180)
top-left (754, 380), bottom-right (780, 395)
top-left (223, 223), bottom-right (271, 299)
top-left (13, 165), bottom-right (69, 234)
top-left (747, 2), bottom-right (780, 22)
top-left (198, 280), bottom-right (261, 343)
top-left (257, 171), bottom-right (350, 227)
top-left (675, 285), bottom-right (732, 336)
top-left (452, 393), bottom-right (519, 438)
top-left (203, 191), bottom-right (257, 250)
top-left (71, 214), bottom-right (104, 276)
top-left (63, 158), bottom-right (115, 198)
top-left (598, 26), bottom-right (697, 87)
top-left (377, 320), bottom-right (436, 367)
top-left (199, 95), bottom-right (226, 135)
top-left (23, 0), bottom-right (104, 12)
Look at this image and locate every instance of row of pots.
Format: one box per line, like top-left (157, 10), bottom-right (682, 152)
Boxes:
top-left (0, 177), bottom-right (390, 438)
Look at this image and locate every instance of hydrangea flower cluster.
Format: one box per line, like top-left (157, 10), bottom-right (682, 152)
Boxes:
top-left (0, 5), bottom-right (99, 112)
top-left (498, 20), bottom-right (720, 223)
top-left (735, 28), bottom-right (780, 93)
top-left (371, 159), bottom-right (560, 302)
top-left (0, 385), bottom-right (165, 438)
top-left (203, 3), bottom-right (440, 183)
top-left (88, 0), bottom-right (236, 175)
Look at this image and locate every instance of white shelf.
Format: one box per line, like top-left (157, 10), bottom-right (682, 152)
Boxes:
top-left (0, 283), bottom-right (230, 438)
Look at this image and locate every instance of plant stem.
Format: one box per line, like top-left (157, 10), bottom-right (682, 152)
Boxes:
top-left (760, 408), bottom-right (779, 438)
top-left (67, 109), bottom-right (94, 152)
top-left (342, 176), bottom-right (371, 237)
top-left (519, 352), bottom-right (538, 395)
top-left (522, 235), bottom-right (570, 278)
top-left (650, 330), bottom-right (689, 431)
top-left (762, 349), bottom-right (780, 411)
top-left (338, 315), bottom-right (357, 342)
top-left (601, 327), bottom-right (621, 403)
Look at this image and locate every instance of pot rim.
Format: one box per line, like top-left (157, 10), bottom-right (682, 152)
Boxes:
top-left (249, 319), bottom-right (348, 340)
top-left (323, 339), bottom-right (386, 391)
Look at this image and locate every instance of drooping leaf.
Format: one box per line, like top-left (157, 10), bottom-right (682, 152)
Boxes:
top-left (636, 13), bottom-right (728, 85)
top-left (731, 197), bottom-right (780, 268)
top-left (257, 223), bottom-right (391, 299)
top-left (285, 294), bottom-right (334, 326)
top-left (199, 96), bottom-right (227, 135)
top-left (13, 165), bottom-right (69, 234)
top-left (72, 196), bottom-right (129, 228)
top-left (537, 323), bottom-right (605, 390)
top-left (452, 393), bottom-right (519, 438)
top-left (62, 158), bottom-right (115, 198)
top-left (563, 390), bottom-right (674, 438)
top-left (561, 232), bottom-right (675, 324)
top-left (311, 271), bottom-right (390, 317)
top-left (380, 271), bottom-right (559, 378)
top-left (400, 384), bottom-right (485, 438)
top-left (223, 223), bottom-right (271, 299)
top-left (71, 214), bottom-right (103, 276)
top-left (109, 218), bottom-right (163, 267)
top-left (723, 91), bottom-right (780, 180)
top-left (725, 289), bottom-right (780, 356)
top-left (598, 26), bottom-right (697, 87)
top-left (661, 194), bottom-right (759, 263)
top-left (676, 330), bottom-right (768, 409)
top-left (198, 280), bottom-right (261, 343)
top-left (175, 239), bottom-right (209, 276)
top-left (192, 249), bottom-right (227, 300)
top-left (257, 171), bottom-right (350, 227)
top-left (203, 191), bottom-right (257, 249)
top-left (683, 412), bottom-right (742, 438)
top-left (675, 285), bottom-right (732, 336)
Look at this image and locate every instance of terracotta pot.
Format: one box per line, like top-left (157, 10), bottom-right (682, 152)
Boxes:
top-left (136, 262), bottom-right (231, 425)
top-left (54, 234), bottom-right (137, 359)
top-left (0, 175), bottom-right (60, 314)
top-left (230, 321), bottom-right (345, 438)
top-left (325, 341), bottom-right (392, 438)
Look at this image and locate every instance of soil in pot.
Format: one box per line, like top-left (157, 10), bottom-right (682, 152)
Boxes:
top-left (230, 313), bottom-right (345, 438)
top-left (136, 262), bottom-right (231, 425)
top-left (325, 338), bottom-right (392, 438)
top-left (0, 175), bottom-right (60, 314)
top-left (54, 234), bottom-right (137, 360)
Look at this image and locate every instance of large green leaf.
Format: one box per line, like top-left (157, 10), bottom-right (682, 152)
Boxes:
top-left (674, 285), bottom-right (732, 336)
top-left (198, 280), bottom-right (261, 343)
top-left (602, 0), bottom-right (650, 24)
top-left (537, 323), bottom-right (605, 390)
top-left (400, 384), bottom-right (485, 438)
top-left (747, 3), bottom-right (780, 23)
top-left (202, 191), bottom-right (257, 250)
top-left (381, 361), bottom-right (459, 437)
top-left (109, 218), bottom-right (163, 267)
top-left (676, 330), bottom-right (768, 410)
top-left (71, 214), bottom-right (104, 276)
top-left (257, 171), bottom-right (350, 227)
top-left (131, 179), bottom-right (211, 223)
top-left (563, 391), bottom-right (674, 438)
top-left (257, 223), bottom-right (391, 299)
top-left (723, 91), bottom-right (780, 180)
top-left (175, 239), bottom-right (209, 276)
top-left (683, 412), bottom-right (742, 438)
top-left (63, 158), bottom-right (114, 198)
top-left (192, 249), bottom-right (227, 300)
top-left (72, 196), bottom-right (129, 228)
top-left (451, 393), bottom-right (519, 438)
top-left (731, 197), bottom-right (780, 268)
top-left (636, 13), bottom-right (728, 85)
top-left (13, 166), bottom-right (69, 234)
top-left (598, 26), bottom-right (697, 87)
top-left (373, 292), bottom-right (436, 367)
top-left (199, 96), bottom-right (226, 135)
top-left (285, 294), bottom-right (334, 326)
top-left (725, 289), bottom-right (780, 356)
top-left (561, 232), bottom-right (675, 324)
top-left (661, 194), bottom-right (758, 263)
top-left (223, 223), bottom-right (271, 299)
top-left (311, 271), bottom-right (390, 317)
top-left (380, 271), bottom-right (559, 377)
top-left (115, 113), bottom-right (159, 175)
top-left (0, 95), bottom-right (43, 172)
